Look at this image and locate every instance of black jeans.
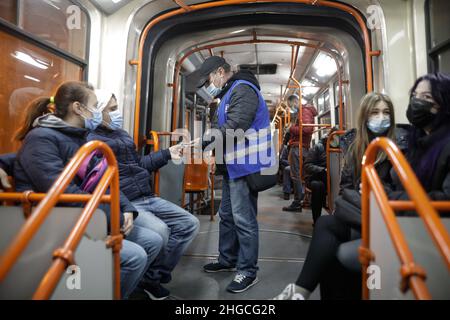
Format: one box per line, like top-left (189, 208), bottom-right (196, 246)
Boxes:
top-left (296, 215), bottom-right (361, 299)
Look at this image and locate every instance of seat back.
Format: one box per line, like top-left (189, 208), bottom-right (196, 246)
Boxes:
top-left (159, 160), bottom-right (186, 206)
top-left (368, 193), bottom-right (450, 299)
top-left (0, 207), bottom-right (113, 300)
top-left (328, 151), bottom-right (343, 209)
top-left (184, 161), bottom-right (209, 192)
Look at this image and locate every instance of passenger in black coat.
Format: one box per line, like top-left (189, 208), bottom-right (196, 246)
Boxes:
top-left (274, 92), bottom-right (397, 300)
top-left (389, 73), bottom-right (450, 214)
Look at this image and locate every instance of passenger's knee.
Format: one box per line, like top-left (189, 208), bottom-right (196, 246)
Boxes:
top-left (122, 242), bottom-right (147, 272)
top-left (180, 214), bottom-right (200, 237)
top-left (154, 223), bottom-right (170, 247)
top-left (315, 214), bottom-right (336, 230)
top-left (142, 231), bottom-right (164, 258)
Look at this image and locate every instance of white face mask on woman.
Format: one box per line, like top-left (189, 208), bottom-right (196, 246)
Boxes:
top-left (108, 109), bottom-right (123, 130)
top-left (367, 115), bottom-right (390, 134)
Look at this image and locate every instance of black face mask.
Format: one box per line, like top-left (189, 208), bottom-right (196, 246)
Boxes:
top-left (406, 97), bottom-right (438, 128)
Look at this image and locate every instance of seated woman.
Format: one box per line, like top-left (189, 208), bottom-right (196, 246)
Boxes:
top-left (273, 92), bottom-right (397, 300)
top-left (12, 81), bottom-right (163, 299)
top-left (87, 90), bottom-right (200, 300)
top-left (389, 73), bottom-right (450, 204)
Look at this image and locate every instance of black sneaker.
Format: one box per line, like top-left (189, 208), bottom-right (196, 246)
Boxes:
top-left (283, 193), bottom-right (290, 200)
top-left (140, 282), bottom-right (170, 300)
top-left (282, 203), bottom-right (302, 212)
top-left (204, 261), bottom-right (237, 273)
top-left (226, 274), bottom-right (259, 293)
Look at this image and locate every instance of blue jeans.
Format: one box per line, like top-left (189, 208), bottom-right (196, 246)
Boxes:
top-left (120, 225), bottom-right (163, 299)
top-left (218, 175), bottom-right (259, 278)
top-left (132, 196), bottom-right (200, 283)
top-left (289, 146), bottom-right (307, 205)
top-left (283, 166), bottom-right (292, 194)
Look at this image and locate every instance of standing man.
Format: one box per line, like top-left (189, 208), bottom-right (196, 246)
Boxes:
top-left (283, 94), bottom-right (318, 212)
top-left (193, 56), bottom-right (272, 293)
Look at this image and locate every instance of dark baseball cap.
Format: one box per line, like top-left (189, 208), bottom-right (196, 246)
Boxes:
top-left (194, 56), bottom-right (226, 88)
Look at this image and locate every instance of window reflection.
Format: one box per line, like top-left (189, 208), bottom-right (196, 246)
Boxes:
top-left (0, 29), bottom-right (83, 153)
top-left (0, 0), bottom-right (17, 24)
top-left (0, 0), bottom-right (88, 60)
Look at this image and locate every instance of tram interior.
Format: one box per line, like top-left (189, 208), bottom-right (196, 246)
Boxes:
top-left (0, 0), bottom-right (449, 300)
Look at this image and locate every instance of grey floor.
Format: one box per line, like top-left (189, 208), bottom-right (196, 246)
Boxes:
top-left (165, 185), bottom-right (320, 300)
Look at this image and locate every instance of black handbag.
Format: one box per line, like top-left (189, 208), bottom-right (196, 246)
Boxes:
top-left (245, 170), bottom-right (278, 193)
top-left (334, 189), bottom-right (362, 229)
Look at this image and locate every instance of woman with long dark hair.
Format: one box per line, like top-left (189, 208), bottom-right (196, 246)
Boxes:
top-left (390, 73), bottom-right (450, 202)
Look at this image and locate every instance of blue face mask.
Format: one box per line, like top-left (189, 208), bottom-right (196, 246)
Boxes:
top-left (206, 82), bottom-right (221, 97)
top-left (367, 116), bottom-right (390, 134)
top-left (82, 106), bottom-right (102, 130)
top-left (108, 109), bottom-right (123, 130)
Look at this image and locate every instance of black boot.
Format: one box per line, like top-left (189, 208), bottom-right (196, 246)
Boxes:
top-left (282, 202), bottom-right (302, 212)
top-left (283, 193), bottom-right (290, 200)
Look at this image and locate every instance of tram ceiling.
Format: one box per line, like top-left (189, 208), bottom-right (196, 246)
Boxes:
top-left (134, 2), bottom-right (369, 140)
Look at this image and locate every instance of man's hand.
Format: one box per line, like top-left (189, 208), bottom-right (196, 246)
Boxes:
top-left (0, 168), bottom-right (11, 192)
top-left (169, 144), bottom-right (184, 160)
top-left (122, 212), bottom-right (134, 236)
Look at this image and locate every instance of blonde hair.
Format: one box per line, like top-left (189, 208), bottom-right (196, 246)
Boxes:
top-left (348, 92), bottom-right (396, 178)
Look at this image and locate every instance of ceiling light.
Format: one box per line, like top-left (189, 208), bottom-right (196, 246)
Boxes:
top-left (312, 53), bottom-right (337, 77)
top-left (111, 0), bottom-right (122, 3)
top-left (302, 86), bottom-right (319, 96)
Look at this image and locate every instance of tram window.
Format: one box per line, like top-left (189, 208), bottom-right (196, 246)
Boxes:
top-left (0, 0), bottom-right (17, 24)
top-left (426, 0), bottom-right (450, 73)
top-left (0, 29), bottom-right (83, 154)
top-left (437, 50), bottom-right (450, 73)
top-left (0, 0), bottom-right (89, 60)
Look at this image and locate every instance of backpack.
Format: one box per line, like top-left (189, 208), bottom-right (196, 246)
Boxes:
top-left (77, 151), bottom-right (108, 193)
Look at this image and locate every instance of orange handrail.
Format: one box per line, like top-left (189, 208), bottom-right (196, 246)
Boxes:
top-left (133, 0), bottom-right (378, 146)
top-left (147, 131), bottom-right (173, 196)
top-left (360, 137), bottom-right (450, 300)
top-left (325, 130), bottom-right (345, 211)
top-left (0, 141), bottom-right (122, 300)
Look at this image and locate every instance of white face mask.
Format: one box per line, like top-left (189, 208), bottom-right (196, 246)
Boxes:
top-left (367, 115), bottom-right (390, 134)
top-left (108, 109), bottom-right (123, 130)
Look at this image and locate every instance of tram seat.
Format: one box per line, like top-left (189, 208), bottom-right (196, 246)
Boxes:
top-left (0, 206), bottom-right (113, 300)
top-left (182, 161), bottom-right (209, 214)
top-left (336, 239), bottom-right (361, 273)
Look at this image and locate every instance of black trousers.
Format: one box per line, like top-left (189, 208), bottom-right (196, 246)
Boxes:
top-left (309, 180), bottom-right (326, 224)
top-left (296, 215), bottom-right (361, 299)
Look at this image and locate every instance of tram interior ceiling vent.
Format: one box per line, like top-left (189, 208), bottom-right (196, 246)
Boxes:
top-left (239, 64), bottom-right (278, 75)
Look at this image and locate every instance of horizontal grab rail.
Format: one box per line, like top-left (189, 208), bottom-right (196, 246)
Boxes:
top-left (0, 141), bottom-right (122, 300)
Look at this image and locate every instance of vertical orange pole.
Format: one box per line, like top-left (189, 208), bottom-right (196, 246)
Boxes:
top-left (361, 165), bottom-right (370, 300)
top-left (110, 166), bottom-right (121, 300)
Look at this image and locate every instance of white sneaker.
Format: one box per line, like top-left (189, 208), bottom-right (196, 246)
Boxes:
top-left (272, 283), bottom-right (305, 300)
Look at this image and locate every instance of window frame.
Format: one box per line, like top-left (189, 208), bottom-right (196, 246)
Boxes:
top-left (425, 0), bottom-right (450, 73)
